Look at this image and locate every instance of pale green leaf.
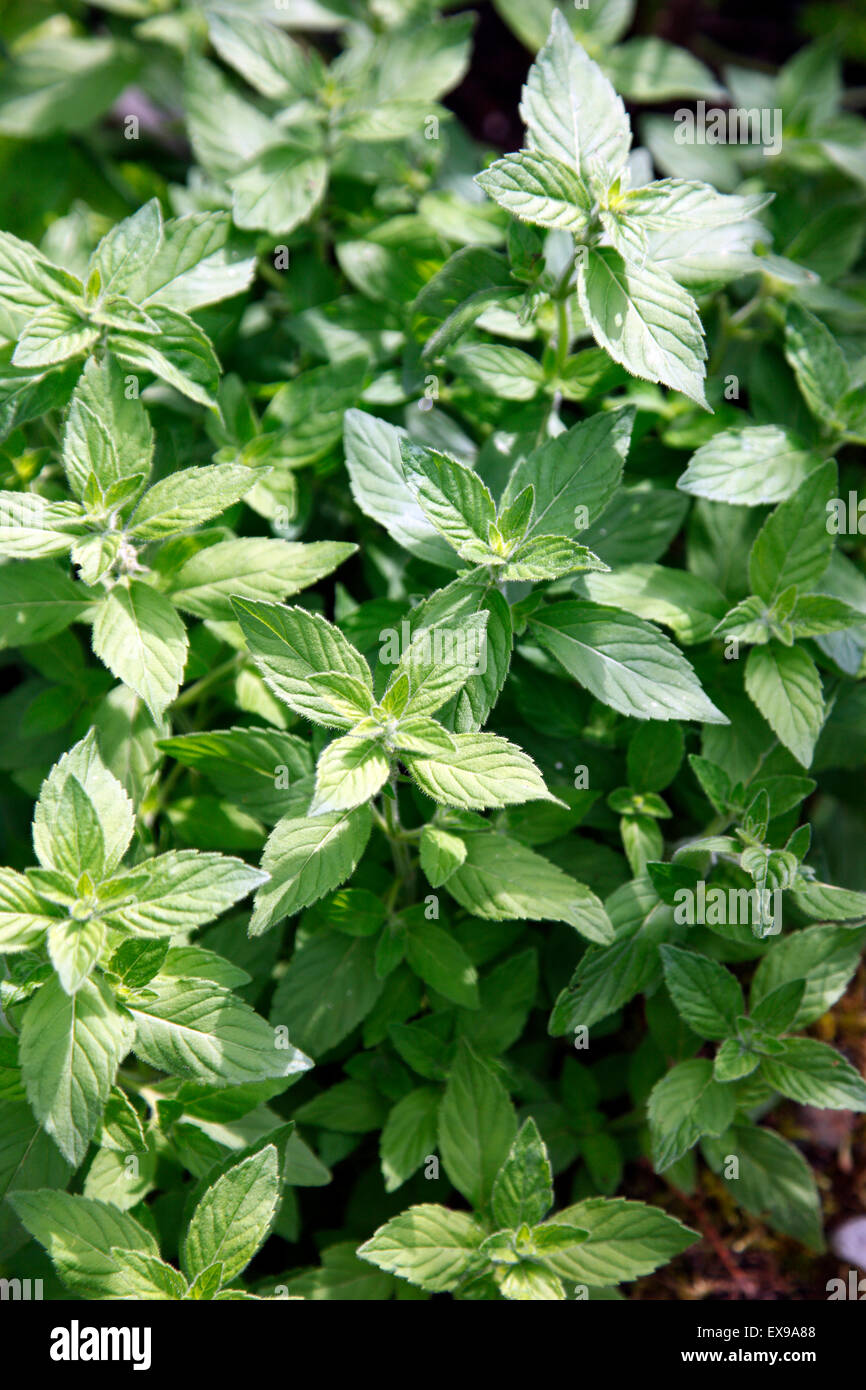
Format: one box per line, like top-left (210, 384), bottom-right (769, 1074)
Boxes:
top-left (358, 1203), bottom-right (486, 1292)
top-left (20, 974), bottom-right (135, 1166)
top-left (183, 1145), bottom-right (280, 1283)
top-left (745, 642), bottom-right (824, 768)
top-left (446, 832), bottom-right (614, 942)
top-left (531, 600), bottom-right (726, 723)
top-left (92, 580), bottom-right (188, 719)
top-left (129, 977), bottom-right (311, 1085)
top-left (578, 247), bottom-right (708, 408)
top-left (438, 1040), bottom-right (517, 1208)
top-left (249, 804), bottom-right (372, 933)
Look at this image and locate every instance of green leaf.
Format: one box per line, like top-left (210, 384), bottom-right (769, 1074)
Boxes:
top-left (129, 977), bottom-right (311, 1086)
top-left (542, 1197), bottom-right (698, 1284)
top-left (760, 1038), bottom-right (866, 1110)
top-left (503, 410), bottom-right (632, 543)
top-left (343, 409), bottom-right (458, 567)
top-left (491, 1117), bottom-right (554, 1229)
top-left (230, 145), bottom-right (328, 237)
top-left (158, 726), bottom-right (313, 822)
top-left (47, 773), bottom-right (105, 881)
top-left (358, 1203), bottom-right (486, 1293)
top-left (400, 440), bottom-right (496, 565)
top-left (578, 247), bottom-right (707, 407)
top-left (249, 804), bottom-right (372, 933)
top-left (13, 304), bottom-right (97, 368)
top-left (438, 1040), bottom-right (518, 1208)
top-left (459, 948), bottom-right (538, 1055)
top-left (791, 881), bottom-right (866, 923)
top-left (63, 355), bottom-right (154, 501)
top-left (0, 561), bottom-right (91, 647)
top-left (677, 426), bottom-right (820, 506)
top-left (419, 825), bottom-right (466, 887)
top-left (380, 1088), bottom-right (441, 1193)
top-left (182, 1145), bottom-right (280, 1284)
top-left (549, 922), bottom-right (658, 1035)
top-left (108, 939), bottom-right (170, 991)
top-left (605, 37), bottom-right (723, 100)
top-left (89, 199), bottom-right (162, 298)
top-left (294, 1079), bottom-right (387, 1133)
top-left (446, 831), bottom-right (614, 942)
top-left (748, 980), bottom-right (806, 1035)
top-left (520, 10), bottom-right (630, 185)
top-left (129, 463), bottom-right (259, 539)
top-left (269, 931), bottom-right (383, 1058)
top-left (109, 304), bottom-right (221, 408)
top-left (449, 343), bottom-right (546, 401)
top-left (260, 357), bottom-right (368, 467)
top-left (406, 731), bottom-right (556, 811)
top-left (92, 579), bottom-right (188, 719)
top-left (7, 1190), bottom-right (157, 1299)
top-left (627, 721), bottom-right (684, 792)
top-left (101, 850), bottom-right (266, 935)
top-left (280, 1241), bottom-right (391, 1300)
top-left (660, 944), bottom-right (744, 1040)
top-left (129, 211), bottom-right (255, 312)
top-left (749, 925), bottom-right (865, 1029)
top-left (404, 913), bottom-right (479, 1009)
top-left (20, 974), bottom-right (135, 1166)
top-left (0, 492), bottom-right (86, 559)
top-left (493, 0), bottom-right (635, 52)
top-left (207, 12), bottom-right (315, 101)
top-left (503, 534), bottom-right (608, 582)
top-left (784, 302), bottom-right (849, 428)
top-left (647, 1058), bottom-right (737, 1171)
top-left (168, 539), bottom-right (355, 620)
top-left (234, 599), bottom-right (373, 730)
top-left (112, 1248), bottom-right (188, 1299)
top-left (748, 461), bottom-right (836, 602)
top-left (310, 726), bottom-right (390, 815)
top-left (745, 642), bottom-right (824, 768)
top-left (0, 229), bottom-right (83, 320)
top-left (476, 150), bottom-right (591, 231)
top-left (33, 730), bottom-right (134, 878)
top-left (0, 866), bottom-right (57, 952)
top-left (702, 1125), bottom-right (824, 1251)
top-left (499, 1264), bottom-right (567, 1300)
top-left (159, 944), bottom-right (251, 991)
top-left (412, 246), bottom-right (519, 360)
top-left (714, 1038), bottom-right (760, 1083)
top-left (530, 600), bottom-right (726, 723)
top-left (393, 611), bottom-right (488, 719)
top-left (47, 918), bottom-right (105, 995)
top-left (789, 594), bottom-right (865, 639)
top-left (184, 54), bottom-right (277, 181)
top-left (609, 180), bottom-right (768, 284)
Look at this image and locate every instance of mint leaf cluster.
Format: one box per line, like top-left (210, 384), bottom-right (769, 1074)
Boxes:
top-left (1, 0), bottom-right (865, 1305)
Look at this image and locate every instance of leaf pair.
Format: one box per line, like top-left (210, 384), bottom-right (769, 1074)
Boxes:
top-left (361, 1078), bottom-right (696, 1300)
top-left (2, 732), bottom-right (311, 1165)
top-left (234, 596), bottom-right (558, 818)
top-left (10, 1142), bottom-right (284, 1299)
top-left (0, 200), bottom-right (254, 410)
top-left (0, 356), bottom-right (356, 716)
top-left (477, 13), bottom-right (769, 406)
top-left (187, 13), bottom-right (472, 236)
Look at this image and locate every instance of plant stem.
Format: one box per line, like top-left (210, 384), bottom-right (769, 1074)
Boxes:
top-left (555, 296), bottom-right (570, 376)
top-left (382, 776), bottom-right (416, 897)
top-left (172, 655), bottom-right (241, 711)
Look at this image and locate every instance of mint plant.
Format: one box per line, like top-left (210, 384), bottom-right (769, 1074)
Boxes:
top-left (10, 1142), bottom-right (291, 1298)
top-left (2, 1), bottom-right (866, 1304)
